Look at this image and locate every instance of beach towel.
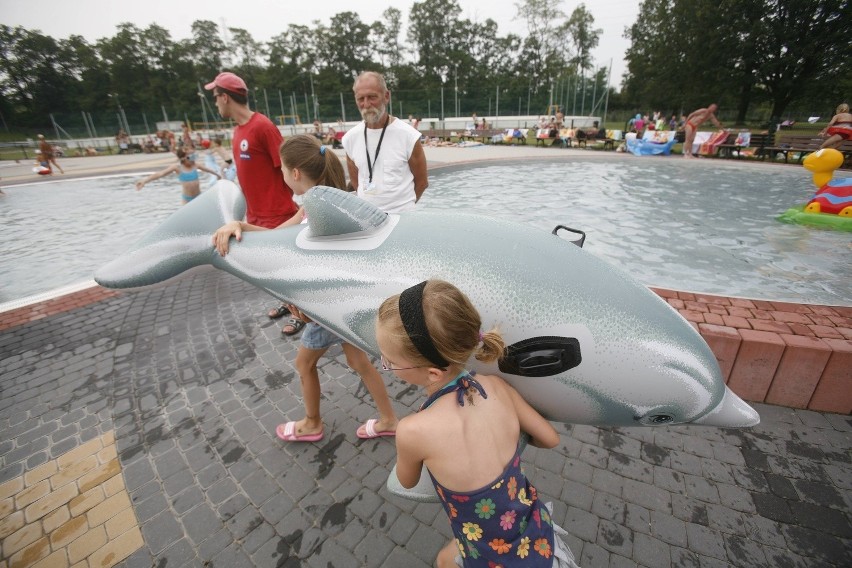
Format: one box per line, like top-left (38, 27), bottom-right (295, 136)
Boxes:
top-left (699, 130), bottom-right (729, 155)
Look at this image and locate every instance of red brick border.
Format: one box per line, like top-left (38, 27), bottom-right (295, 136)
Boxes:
top-left (0, 287), bottom-right (120, 332)
top-left (3, 284), bottom-right (849, 414)
top-left (651, 287), bottom-right (852, 414)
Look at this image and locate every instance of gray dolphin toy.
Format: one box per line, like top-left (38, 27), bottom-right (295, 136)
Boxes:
top-left (96, 180), bottom-right (759, 430)
top-left (97, 180), bottom-right (760, 502)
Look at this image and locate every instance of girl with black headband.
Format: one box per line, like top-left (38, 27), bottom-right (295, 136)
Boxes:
top-left (376, 280), bottom-right (578, 567)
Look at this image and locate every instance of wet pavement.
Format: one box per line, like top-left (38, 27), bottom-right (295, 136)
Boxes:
top-left (1, 270), bottom-right (850, 567)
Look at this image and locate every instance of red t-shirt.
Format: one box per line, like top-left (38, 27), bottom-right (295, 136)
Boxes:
top-left (232, 113), bottom-right (297, 228)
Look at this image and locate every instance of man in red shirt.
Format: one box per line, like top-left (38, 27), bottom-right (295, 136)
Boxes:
top-left (205, 71), bottom-right (299, 327)
top-left (205, 72), bottom-right (297, 227)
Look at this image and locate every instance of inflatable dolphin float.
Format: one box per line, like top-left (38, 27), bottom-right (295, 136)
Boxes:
top-left (96, 181), bottom-right (759, 430)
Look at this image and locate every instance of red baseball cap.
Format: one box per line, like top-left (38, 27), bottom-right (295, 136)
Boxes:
top-left (204, 72), bottom-right (248, 95)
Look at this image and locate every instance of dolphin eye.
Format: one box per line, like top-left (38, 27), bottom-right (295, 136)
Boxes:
top-left (636, 411), bottom-right (677, 425)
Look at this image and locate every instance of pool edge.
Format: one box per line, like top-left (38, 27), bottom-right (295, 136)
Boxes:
top-left (1, 279), bottom-right (849, 415)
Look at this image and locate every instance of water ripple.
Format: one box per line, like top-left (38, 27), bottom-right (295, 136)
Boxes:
top-left (419, 158), bottom-right (851, 305)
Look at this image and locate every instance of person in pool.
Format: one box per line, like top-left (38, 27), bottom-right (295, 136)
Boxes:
top-left (377, 279), bottom-right (579, 567)
top-left (135, 149), bottom-right (221, 204)
top-left (819, 103), bottom-right (852, 149)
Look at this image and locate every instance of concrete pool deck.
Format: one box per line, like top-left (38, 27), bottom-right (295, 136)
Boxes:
top-left (0, 148), bottom-right (850, 567)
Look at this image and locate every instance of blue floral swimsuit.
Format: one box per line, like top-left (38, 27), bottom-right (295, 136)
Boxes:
top-left (422, 372), bottom-right (557, 567)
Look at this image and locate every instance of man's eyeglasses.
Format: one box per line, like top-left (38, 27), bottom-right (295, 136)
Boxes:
top-left (212, 92), bottom-right (225, 99)
top-left (380, 355), bottom-right (425, 372)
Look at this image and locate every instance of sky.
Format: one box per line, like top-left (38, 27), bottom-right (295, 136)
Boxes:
top-left (0, 0), bottom-right (640, 85)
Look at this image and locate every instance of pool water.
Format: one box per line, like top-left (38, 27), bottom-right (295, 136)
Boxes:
top-left (0, 175), bottom-right (186, 304)
top-left (1, 158), bottom-right (849, 306)
top-left (418, 157), bottom-right (851, 306)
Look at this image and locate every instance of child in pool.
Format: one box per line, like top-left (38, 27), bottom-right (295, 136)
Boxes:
top-left (211, 135), bottom-right (399, 442)
top-left (136, 149), bottom-right (220, 204)
top-left (376, 279), bottom-right (579, 567)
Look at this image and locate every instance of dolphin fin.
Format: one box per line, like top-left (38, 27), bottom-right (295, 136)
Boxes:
top-left (94, 180), bottom-right (245, 289)
top-left (303, 186), bottom-right (388, 237)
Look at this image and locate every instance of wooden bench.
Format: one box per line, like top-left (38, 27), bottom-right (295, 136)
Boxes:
top-left (758, 134), bottom-right (823, 163)
top-left (572, 131), bottom-right (615, 150)
top-left (458, 129), bottom-right (504, 144)
top-left (422, 129), bottom-right (456, 142)
top-left (756, 134), bottom-right (852, 164)
top-left (492, 129), bottom-right (528, 145)
top-left (715, 132), bottom-right (772, 159)
top-left (534, 128), bottom-right (560, 147)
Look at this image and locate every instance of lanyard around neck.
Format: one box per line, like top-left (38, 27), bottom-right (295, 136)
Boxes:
top-left (364, 114), bottom-right (390, 184)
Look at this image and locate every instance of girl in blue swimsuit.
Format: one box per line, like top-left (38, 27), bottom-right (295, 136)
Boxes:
top-left (376, 280), bottom-right (579, 567)
top-left (135, 149), bottom-right (221, 204)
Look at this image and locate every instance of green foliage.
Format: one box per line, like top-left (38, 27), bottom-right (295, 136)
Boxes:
top-left (0, 0), bottom-right (846, 134)
top-left (624, 0), bottom-right (851, 123)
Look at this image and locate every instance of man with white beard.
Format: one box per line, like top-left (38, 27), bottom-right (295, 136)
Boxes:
top-left (342, 72), bottom-right (428, 213)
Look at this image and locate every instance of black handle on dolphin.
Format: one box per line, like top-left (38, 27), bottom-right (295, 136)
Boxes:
top-left (552, 225), bottom-right (586, 248)
top-left (499, 336), bottom-right (582, 377)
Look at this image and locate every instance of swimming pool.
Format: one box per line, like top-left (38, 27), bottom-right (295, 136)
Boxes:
top-left (0, 174), bottom-right (185, 304)
top-left (1, 157), bottom-right (849, 306)
top-left (418, 157), bottom-right (850, 306)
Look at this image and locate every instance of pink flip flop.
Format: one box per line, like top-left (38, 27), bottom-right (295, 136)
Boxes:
top-left (276, 421), bottom-right (324, 442)
top-left (356, 418), bottom-right (396, 440)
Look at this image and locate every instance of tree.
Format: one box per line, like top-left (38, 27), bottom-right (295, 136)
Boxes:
top-left (749, 0), bottom-right (851, 122)
top-left (372, 8), bottom-right (406, 82)
top-left (624, 0), bottom-right (850, 122)
top-left (316, 12), bottom-right (372, 80)
top-left (0, 26), bottom-right (85, 127)
top-left (514, 0), bottom-right (567, 85)
top-left (188, 20), bottom-right (224, 83)
top-left (407, 0), bottom-right (464, 82)
top-left (562, 4), bottom-right (601, 73)
top-left (227, 27), bottom-right (266, 88)
top-left (59, 35), bottom-right (108, 113)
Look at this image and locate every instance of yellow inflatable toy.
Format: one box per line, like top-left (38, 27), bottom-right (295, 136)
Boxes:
top-left (778, 148), bottom-right (852, 230)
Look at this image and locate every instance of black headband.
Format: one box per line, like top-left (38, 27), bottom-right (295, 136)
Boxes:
top-left (399, 281), bottom-right (449, 369)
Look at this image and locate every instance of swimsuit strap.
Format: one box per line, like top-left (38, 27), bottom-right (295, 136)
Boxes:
top-left (419, 370), bottom-right (487, 412)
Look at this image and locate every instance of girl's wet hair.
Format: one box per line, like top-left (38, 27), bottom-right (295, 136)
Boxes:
top-left (838, 103), bottom-right (850, 114)
top-left (279, 135), bottom-right (345, 190)
top-left (378, 279), bottom-right (504, 368)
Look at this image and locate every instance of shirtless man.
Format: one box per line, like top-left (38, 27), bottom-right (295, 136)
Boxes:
top-left (37, 134), bottom-right (64, 174)
top-left (683, 104), bottom-right (723, 158)
top-left (819, 103), bottom-right (852, 149)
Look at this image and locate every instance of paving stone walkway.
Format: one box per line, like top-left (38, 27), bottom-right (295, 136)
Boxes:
top-left (1, 270), bottom-right (850, 567)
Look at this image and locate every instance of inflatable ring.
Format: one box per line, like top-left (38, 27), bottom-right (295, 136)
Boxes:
top-left (777, 204), bottom-right (852, 231)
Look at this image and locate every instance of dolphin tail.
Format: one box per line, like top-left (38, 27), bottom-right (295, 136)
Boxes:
top-left (94, 180), bottom-right (245, 289)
